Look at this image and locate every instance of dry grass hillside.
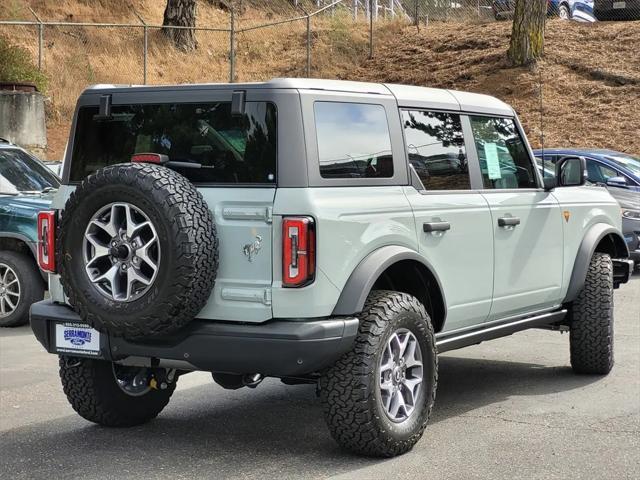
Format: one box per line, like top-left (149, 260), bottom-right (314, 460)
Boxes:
top-left (353, 19), bottom-right (640, 155)
top-left (1, 1), bottom-right (639, 158)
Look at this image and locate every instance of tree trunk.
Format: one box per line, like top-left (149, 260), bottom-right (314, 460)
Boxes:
top-left (162, 0), bottom-right (197, 51)
top-left (508, 0), bottom-right (546, 66)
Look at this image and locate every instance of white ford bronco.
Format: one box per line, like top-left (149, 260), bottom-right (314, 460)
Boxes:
top-left (31, 79), bottom-right (633, 457)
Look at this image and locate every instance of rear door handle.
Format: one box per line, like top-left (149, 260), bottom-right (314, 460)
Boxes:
top-left (498, 217), bottom-right (521, 227)
top-left (423, 221), bottom-right (451, 233)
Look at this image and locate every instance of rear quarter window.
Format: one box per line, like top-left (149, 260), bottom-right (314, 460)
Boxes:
top-left (314, 102), bottom-right (394, 179)
top-left (70, 101), bottom-right (277, 185)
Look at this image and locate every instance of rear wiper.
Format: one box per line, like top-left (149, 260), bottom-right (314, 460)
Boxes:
top-left (166, 160), bottom-right (201, 169)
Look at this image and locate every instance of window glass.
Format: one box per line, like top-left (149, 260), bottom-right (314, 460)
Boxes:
top-left (586, 159), bottom-right (619, 184)
top-left (315, 102), bottom-right (393, 179)
top-left (71, 102), bottom-right (277, 184)
top-left (401, 110), bottom-right (470, 190)
top-left (605, 153), bottom-right (640, 177)
top-left (0, 148), bottom-right (60, 194)
top-left (535, 155), bottom-right (557, 179)
top-left (470, 116), bottom-right (537, 189)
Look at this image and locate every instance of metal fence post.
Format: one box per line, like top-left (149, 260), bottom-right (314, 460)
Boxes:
top-left (369, 1), bottom-right (374, 59)
top-left (306, 14), bottom-right (311, 77)
top-left (229, 5), bottom-right (236, 83)
top-left (29, 7), bottom-right (43, 69)
top-left (134, 10), bottom-right (148, 84)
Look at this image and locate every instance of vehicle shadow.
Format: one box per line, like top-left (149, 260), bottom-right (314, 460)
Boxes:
top-left (0, 355), bottom-right (602, 480)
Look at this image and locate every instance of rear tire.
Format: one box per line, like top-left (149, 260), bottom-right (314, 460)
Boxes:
top-left (0, 250), bottom-right (45, 327)
top-left (320, 291), bottom-right (437, 457)
top-left (59, 356), bottom-right (176, 427)
top-left (58, 163), bottom-right (218, 339)
top-left (569, 252), bottom-right (614, 375)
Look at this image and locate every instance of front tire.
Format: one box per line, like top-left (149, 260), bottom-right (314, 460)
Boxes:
top-left (569, 252), bottom-right (614, 375)
top-left (558, 4), bottom-right (570, 20)
top-left (59, 357), bottom-right (176, 427)
top-left (0, 250), bottom-right (45, 327)
top-left (320, 291), bottom-right (437, 457)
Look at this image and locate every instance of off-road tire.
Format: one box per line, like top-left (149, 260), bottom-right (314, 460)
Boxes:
top-left (319, 290), bottom-right (437, 457)
top-left (59, 356), bottom-right (176, 427)
top-left (58, 163), bottom-right (218, 339)
top-left (569, 252), bottom-right (614, 374)
top-left (0, 250), bottom-right (45, 327)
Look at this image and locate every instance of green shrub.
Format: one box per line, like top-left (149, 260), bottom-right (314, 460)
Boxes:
top-left (0, 37), bottom-right (48, 92)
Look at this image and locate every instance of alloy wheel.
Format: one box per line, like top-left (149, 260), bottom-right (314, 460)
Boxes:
top-left (378, 328), bottom-right (424, 423)
top-left (83, 202), bottom-right (161, 302)
top-left (0, 263), bottom-right (21, 318)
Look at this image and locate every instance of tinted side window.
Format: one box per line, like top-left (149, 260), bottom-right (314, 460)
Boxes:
top-left (586, 159), bottom-right (618, 184)
top-left (470, 116), bottom-right (537, 189)
top-left (0, 148), bottom-right (60, 193)
top-left (315, 102), bottom-right (393, 179)
top-left (535, 155), bottom-right (558, 178)
top-left (401, 110), bottom-right (470, 190)
top-left (71, 102), bottom-right (277, 184)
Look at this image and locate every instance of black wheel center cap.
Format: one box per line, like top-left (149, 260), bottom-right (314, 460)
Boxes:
top-left (110, 244), bottom-right (131, 260)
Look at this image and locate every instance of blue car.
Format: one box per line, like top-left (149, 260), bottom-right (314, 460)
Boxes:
top-left (492, 1), bottom-right (595, 21)
top-left (533, 148), bottom-right (640, 265)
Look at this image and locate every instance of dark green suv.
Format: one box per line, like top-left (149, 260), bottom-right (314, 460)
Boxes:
top-left (0, 140), bottom-right (59, 326)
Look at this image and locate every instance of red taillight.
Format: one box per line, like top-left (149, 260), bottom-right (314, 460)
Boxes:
top-left (282, 216), bottom-right (316, 288)
top-left (37, 211), bottom-right (56, 273)
top-left (131, 153), bottom-right (168, 164)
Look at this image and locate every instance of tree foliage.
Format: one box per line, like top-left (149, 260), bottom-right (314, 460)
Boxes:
top-left (0, 37), bottom-right (47, 92)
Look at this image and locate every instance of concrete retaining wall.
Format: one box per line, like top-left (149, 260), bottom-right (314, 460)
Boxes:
top-left (0, 91), bottom-right (47, 158)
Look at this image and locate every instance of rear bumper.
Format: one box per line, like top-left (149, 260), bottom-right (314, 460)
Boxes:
top-left (30, 300), bottom-right (359, 376)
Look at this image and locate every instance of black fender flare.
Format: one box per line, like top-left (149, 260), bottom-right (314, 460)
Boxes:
top-left (0, 232), bottom-right (38, 258)
top-left (332, 245), bottom-right (447, 317)
top-left (564, 223), bottom-right (628, 303)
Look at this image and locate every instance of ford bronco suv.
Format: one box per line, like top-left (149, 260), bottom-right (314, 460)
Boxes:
top-left (30, 79), bottom-right (632, 457)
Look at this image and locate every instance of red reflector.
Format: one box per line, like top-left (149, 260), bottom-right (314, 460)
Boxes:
top-left (37, 211), bottom-right (56, 273)
top-left (131, 153), bottom-right (168, 164)
top-left (282, 216), bottom-right (316, 288)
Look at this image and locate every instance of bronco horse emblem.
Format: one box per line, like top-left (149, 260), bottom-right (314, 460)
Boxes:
top-left (243, 235), bottom-right (263, 262)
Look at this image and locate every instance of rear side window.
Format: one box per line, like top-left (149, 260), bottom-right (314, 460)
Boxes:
top-left (315, 102), bottom-right (393, 179)
top-left (401, 110), bottom-right (470, 190)
top-left (70, 102), bottom-right (277, 184)
top-left (469, 116), bottom-right (538, 189)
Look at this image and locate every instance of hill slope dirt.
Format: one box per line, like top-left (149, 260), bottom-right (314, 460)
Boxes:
top-left (2, 0), bottom-right (639, 158)
top-left (352, 19), bottom-right (640, 155)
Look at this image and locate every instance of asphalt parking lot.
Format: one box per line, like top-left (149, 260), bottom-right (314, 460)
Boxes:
top-left (1, 274), bottom-right (638, 480)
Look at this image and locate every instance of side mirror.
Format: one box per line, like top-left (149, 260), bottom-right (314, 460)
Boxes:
top-left (555, 156), bottom-right (587, 187)
top-left (543, 176), bottom-right (556, 191)
top-left (606, 176), bottom-right (627, 188)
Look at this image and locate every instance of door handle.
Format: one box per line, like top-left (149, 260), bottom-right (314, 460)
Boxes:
top-left (423, 221), bottom-right (451, 233)
top-left (498, 217), bottom-right (521, 227)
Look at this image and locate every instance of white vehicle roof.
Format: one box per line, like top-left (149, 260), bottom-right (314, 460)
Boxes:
top-left (83, 78), bottom-right (514, 117)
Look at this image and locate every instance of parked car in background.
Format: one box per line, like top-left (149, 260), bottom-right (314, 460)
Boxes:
top-left (0, 139), bottom-right (59, 326)
top-left (594, 0), bottom-right (640, 20)
top-left (534, 148), bottom-right (640, 266)
top-left (492, 1), bottom-right (596, 21)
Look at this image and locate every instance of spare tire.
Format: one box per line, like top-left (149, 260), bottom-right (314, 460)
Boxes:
top-left (58, 163), bottom-right (218, 339)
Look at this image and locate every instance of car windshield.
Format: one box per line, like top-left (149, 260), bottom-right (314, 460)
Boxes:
top-left (604, 153), bottom-right (640, 177)
top-left (0, 148), bottom-right (61, 194)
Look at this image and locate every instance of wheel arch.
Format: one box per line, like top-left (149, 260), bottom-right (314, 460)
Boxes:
top-left (0, 233), bottom-right (37, 260)
top-left (564, 224), bottom-right (628, 303)
top-left (332, 245), bottom-right (447, 333)
top-left (0, 234), bottom-right (44, 281)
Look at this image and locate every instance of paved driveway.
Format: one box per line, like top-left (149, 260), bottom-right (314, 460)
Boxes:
top-left (1, 274), bottom-right (638, 480)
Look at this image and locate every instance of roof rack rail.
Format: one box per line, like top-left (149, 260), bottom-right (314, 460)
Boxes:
top-left (0, 137), bottom-right (11, 143)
